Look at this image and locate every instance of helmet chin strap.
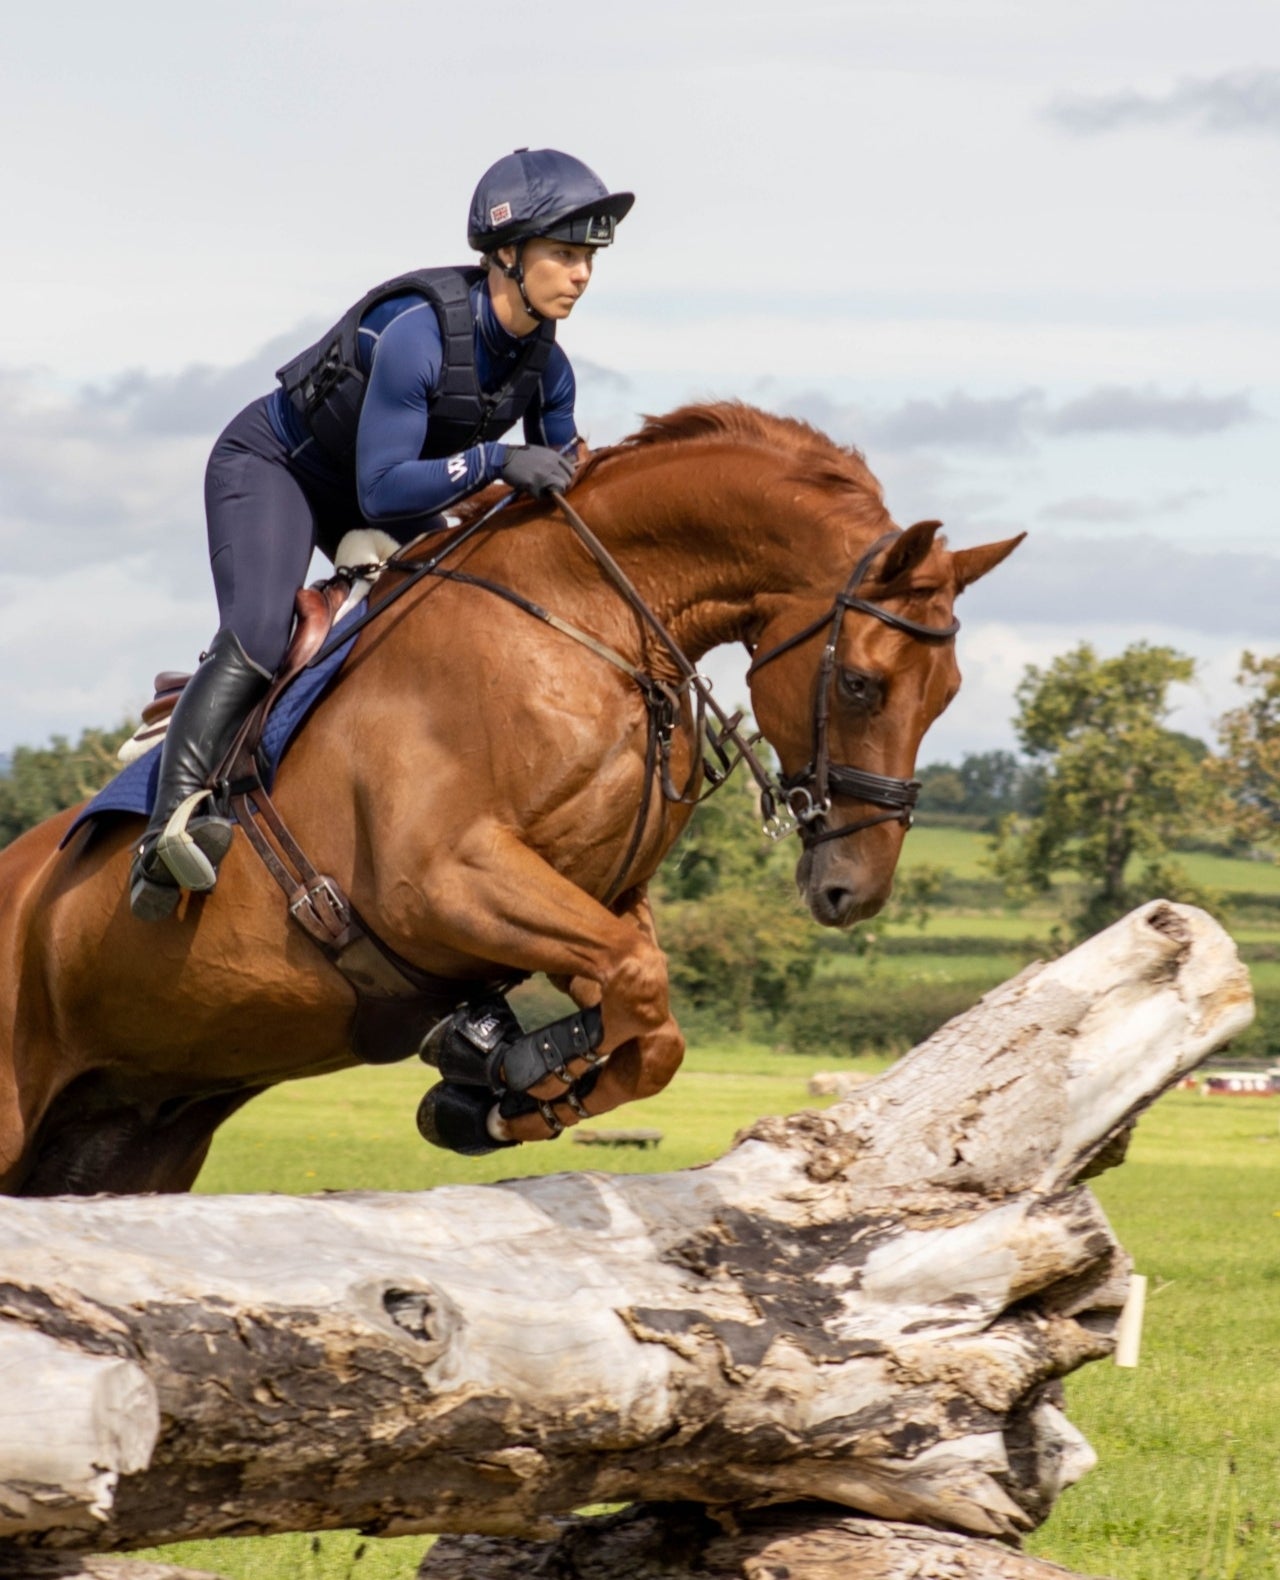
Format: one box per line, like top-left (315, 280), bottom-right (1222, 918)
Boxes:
top-left (500, 240), bottom-right (546, 324)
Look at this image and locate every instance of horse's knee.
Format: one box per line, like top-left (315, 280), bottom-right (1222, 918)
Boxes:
top-left (633, 1020), bottom-right (685, 1100)
top-left (600, 938), bottom-right (670, 1045)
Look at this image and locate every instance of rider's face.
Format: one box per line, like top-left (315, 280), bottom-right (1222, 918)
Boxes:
top-left (518, 238), bottom-right (595, 319)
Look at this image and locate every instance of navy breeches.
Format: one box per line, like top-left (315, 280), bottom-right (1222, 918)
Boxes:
top-left (204, 398), bottom-right (442, 673)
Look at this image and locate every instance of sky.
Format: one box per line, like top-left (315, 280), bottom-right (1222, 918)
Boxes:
top-left (1, 0), bottom-right (1276, 766)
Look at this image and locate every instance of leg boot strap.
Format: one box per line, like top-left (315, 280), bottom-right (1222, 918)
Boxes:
top-left (498, 1067), bottom-right (601, 1133)
top-left (562, 1066), bottom-right (601, 1120)
top-left (495, 1006), bottom-right (605, 1095)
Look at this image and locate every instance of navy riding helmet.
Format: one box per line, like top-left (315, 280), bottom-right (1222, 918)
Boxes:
top-left (468, 148), bottom-right (634, 254)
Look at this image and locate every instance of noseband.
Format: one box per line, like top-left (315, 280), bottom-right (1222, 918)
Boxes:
top-left (746, 531), bottom-right (960, 847)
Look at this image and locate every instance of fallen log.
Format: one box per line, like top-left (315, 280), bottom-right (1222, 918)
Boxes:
top-left (0, 902), bottom-right (1251, 1569)
top-left (419, 1503), bottom-right (1103, 1579)
top-left (0, 1558), bottom-right (225, 1579)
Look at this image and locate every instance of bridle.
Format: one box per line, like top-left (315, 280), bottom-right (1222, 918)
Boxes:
top-left (745, 529), bottom-right (960, 847)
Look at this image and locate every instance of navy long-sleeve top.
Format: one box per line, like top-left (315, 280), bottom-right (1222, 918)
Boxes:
top-left (267, 280), bottom-right (577, 520)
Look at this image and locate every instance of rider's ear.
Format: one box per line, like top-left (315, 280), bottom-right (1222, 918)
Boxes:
top-left (880, 519), bottom-right (942, 583)
top-left (953, 533), bottom-right (1026, 591)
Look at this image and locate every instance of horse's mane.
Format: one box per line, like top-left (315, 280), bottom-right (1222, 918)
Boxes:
top-left (451, 402), bottom-right (886, 532)
top-left (576, 401), bottom-right (884, 504)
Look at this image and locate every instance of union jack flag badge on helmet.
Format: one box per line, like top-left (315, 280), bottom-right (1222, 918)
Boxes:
top-left (489, 202), bottom-right (513, 226)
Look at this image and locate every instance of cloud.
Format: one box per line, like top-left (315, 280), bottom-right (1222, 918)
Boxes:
top-left (1047, 69), bottom-right (1280, 138)
top-left (872, 390), bottom-right (1042, 451)
top-left (574, 358), bottom-right (632, 394)
top-left (0, 557), bottom-right (215, 747)
top-left (77, 327), bottom-right (311, 438)
top-left (961, 532), bottom-right (1280, 638)
top-left (1044, 386), bottom-right (1258, 437)
top-left (1039, 489), bottom-right (1212, 524)
top-left (0, 339), bottom-right (641, 577)
top-left (0, 367), bottom-right (207, 573)
top-left (783, 384), bottom-right (1258, 457)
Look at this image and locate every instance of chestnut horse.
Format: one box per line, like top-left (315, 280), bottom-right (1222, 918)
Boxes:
top-left (0, 404), bottom-right (1020, 1195)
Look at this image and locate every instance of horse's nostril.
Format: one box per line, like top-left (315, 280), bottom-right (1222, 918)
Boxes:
top-left (819, 885), bottom-right (855, 920)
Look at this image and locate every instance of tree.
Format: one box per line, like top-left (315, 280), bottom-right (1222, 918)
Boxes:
top-left (991, 642), bottom-right (1216, 940)
top-left (1214, 650), bottom-right (1280, 853)
top-left (917, 750), bottom-right (1043, 827)
top-left (0, 724), bottom-right (135, 847)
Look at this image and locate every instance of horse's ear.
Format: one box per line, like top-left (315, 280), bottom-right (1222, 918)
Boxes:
top-left (880, 519), bottom-right (942, 582)
top-left (952, 532), bottom-right (1026, 591)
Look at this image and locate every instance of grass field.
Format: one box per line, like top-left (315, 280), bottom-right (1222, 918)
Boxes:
top-left (899, 824), bottom-right (1280, 900)
top-left (131, 826), bottom-right (1280, 1580)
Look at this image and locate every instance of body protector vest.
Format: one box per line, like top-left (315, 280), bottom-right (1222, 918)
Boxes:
top-left (275, 266), bottom-right (557, 464)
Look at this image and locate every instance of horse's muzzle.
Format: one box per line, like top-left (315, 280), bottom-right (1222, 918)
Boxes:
top-left (796, 845), bottom-right (890, 928)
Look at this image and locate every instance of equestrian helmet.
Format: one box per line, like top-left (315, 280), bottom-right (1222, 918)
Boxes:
top-left (469, 148), bottom-right (634, 254)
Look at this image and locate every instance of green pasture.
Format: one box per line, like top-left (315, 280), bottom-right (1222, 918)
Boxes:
top-left (137, 1052), bottom-right (1280, 1580)
top-left (902, 822), bottom-right (1280, 902)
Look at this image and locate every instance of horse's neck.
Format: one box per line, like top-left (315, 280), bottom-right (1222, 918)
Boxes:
top-left (546, 446), bottom-right (858, 664)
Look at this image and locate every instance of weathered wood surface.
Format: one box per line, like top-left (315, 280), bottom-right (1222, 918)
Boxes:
top-left (0, 1557), bottom-right (226, 1579)
top-left (419, 1503), bottom-right (1108, 1579)
top-left (0, 902), bottom-right (1250, 1560)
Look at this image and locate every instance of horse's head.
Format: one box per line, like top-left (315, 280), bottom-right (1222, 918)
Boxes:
top-left (748, 519), bottom-right (1023, 927)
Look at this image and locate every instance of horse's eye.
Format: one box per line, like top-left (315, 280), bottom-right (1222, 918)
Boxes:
top-left (837, 667), bottom-right (883, 712)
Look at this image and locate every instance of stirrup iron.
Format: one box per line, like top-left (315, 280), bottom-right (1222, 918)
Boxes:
top-left (153, 791), bottom-right (234, 891)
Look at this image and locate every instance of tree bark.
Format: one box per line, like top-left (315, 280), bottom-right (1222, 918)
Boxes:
top-left (419, 1503), bottom-right (1106, 1579)
top-left (0, 1558), bottom-right (225, 1579)
top-left (0, 902), bottom-right (1250, 1564)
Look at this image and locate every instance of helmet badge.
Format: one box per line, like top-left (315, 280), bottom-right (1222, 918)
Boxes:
top-left (489, 202), bottom-right (513, 227)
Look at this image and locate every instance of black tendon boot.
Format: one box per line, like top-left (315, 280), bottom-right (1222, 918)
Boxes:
top-left (128, 629), bottom-right (271, 922)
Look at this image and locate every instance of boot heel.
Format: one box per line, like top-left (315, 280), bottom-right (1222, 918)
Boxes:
top-left (129, 868), bottom-right (181, 922)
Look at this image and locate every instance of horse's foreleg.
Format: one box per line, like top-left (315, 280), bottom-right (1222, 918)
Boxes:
top-left (0, 1061), bottom-right (29, 1193)
top-left (514, 889), bottom-right (685, 1136)
top-left (410, 845), bottom-right (682, 1141)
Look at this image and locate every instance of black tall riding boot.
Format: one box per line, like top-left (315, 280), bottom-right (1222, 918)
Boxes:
top-left (128, 628), bottom-right (271, 922)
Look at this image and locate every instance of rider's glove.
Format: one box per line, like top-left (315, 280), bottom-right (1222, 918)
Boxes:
top-left (498, 445), bottom-right (575, 498)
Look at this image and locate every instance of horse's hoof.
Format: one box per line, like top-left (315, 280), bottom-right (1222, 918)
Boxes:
top-left (416, 1082), bottom-right (517, 1156)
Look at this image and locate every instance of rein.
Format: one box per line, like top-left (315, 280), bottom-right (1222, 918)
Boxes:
top-left (746, 530), bottom-right (960, 847)
top-left (548, 493), bottom-right (789, 826)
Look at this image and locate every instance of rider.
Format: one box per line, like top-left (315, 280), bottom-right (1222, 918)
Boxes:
top-left (129, 148), bottom-right (634, 921)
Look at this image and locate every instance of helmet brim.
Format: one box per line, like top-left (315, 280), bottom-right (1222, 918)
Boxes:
top-left (471, 191), bottom-right (635, 254)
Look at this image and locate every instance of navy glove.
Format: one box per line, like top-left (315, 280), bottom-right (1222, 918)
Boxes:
top-left (499, 445), bottom-right (575, 498)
